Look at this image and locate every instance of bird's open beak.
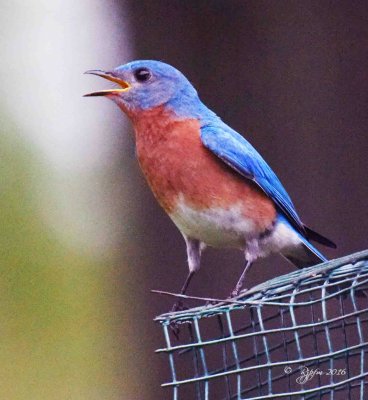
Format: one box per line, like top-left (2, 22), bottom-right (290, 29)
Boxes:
top-left (83, 70), bottom-right (131, 97)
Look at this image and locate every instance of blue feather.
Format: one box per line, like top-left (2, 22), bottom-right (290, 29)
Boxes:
top-left (200, 122), bottom-right (306, 236)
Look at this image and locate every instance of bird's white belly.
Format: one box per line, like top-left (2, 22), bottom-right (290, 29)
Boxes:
top-left (170, 196), bottom-right (258, 248)
top-left (169, 195), bottom-right (303, 260)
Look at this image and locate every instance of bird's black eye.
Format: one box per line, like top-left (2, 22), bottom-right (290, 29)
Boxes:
top-left (134, 68), bottom-right (152, 82)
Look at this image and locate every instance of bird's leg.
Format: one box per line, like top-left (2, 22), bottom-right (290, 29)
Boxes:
top-left (170, 238), bottom-right (202, 339)
top-left (180, 270), bottom-right (195, 295)
top-left (170, 270), bottom-right (195, 315)
top-left (230, 259), bottom-right (252, 298)
top-left (171, 237), bottom-right (202, 312)
top-left (230, 240), bottom-right (258, 297)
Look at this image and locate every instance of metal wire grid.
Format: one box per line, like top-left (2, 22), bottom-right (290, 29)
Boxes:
top-left (155, 250), bottom-right (368, 399)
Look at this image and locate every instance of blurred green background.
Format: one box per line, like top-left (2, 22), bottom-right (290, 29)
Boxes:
top-left (1, 1), bottom-right (367, 399)
top-left (0, 1), bottom-right (148, 399)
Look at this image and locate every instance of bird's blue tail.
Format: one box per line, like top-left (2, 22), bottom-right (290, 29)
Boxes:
top-left (282, 237), bottom-right (327, 268)
top-left (280, 220), bottom-right (328, 268)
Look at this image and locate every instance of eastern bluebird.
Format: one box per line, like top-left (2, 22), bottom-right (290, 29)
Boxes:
top-left (85, 60), bottom-right (336, 299)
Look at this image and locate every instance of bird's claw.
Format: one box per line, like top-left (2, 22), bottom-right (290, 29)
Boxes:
top-left (229, 287), bottom-right (248, 299)
top-left (170, 301), bottom-right (184, 339)
top-left (171, 300), bottom-right (186, 313)
top-left (205, 300), bottom-right (217, 306)
top-left (170, 321), bottom-right (181, 339)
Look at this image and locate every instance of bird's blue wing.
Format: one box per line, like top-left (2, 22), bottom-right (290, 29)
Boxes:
top-left (200, 124), bottom-right (305, 235)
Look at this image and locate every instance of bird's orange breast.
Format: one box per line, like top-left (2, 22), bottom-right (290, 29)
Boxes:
top-left (133, 106), bottom-right (276, 234)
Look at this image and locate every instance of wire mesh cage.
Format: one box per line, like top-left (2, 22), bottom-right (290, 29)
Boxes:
top-left (155, 250), bottom-right (368, 399)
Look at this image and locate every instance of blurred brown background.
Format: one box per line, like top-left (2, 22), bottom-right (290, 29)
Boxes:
top-left (0, 1), bottom-right (367, 399)
top-left (122, 1), bottom-right (368, 398)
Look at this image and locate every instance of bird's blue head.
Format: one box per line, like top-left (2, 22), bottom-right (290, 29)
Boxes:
top-left (84, 60), bottom-right (211, 119)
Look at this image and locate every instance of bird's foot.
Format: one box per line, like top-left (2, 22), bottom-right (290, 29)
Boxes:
top-left (171, 300), bottom-right (187, 313)
top-left (205, 299), bottom-right (218, 307)
top-left (230, 283), bottom-right (242, 298)
top-left (229, 286), bottom-right (248, 299)
top-left (169, 300), bottom-right (189, 339)
top-left (170, 321), bottom-right (181, 339)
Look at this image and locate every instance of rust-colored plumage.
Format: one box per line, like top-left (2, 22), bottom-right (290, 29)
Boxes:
top-left (133, 106), bottom-right (276, 233)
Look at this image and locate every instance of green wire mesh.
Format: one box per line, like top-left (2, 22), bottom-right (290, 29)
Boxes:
top-left (155, 250), bottom-right (368, 399)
